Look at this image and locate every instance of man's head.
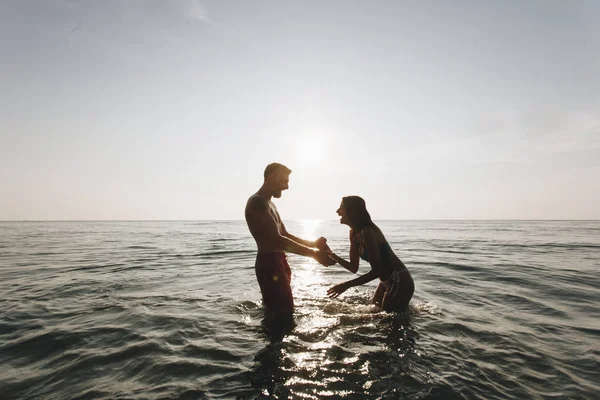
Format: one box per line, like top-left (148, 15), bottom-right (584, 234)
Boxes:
top-left (264, 162), bottom-right (291, 198)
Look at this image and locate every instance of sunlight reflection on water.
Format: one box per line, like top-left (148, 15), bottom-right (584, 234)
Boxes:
top-left (2, 220), bottom-right (598, 399)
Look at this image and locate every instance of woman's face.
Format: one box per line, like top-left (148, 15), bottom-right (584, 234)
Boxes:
top-left (336, 200), bottom-right (349, 225)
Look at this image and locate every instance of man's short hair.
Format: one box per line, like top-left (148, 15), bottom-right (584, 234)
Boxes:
top-left (264, 162), bottom-right (292, 180)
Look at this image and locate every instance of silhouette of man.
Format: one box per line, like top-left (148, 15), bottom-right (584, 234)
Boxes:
top-left (245, 162), bottom-right (334, 315)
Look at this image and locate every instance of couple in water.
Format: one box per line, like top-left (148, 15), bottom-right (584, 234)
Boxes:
top-left (245, 162), bottom-right (414, 317)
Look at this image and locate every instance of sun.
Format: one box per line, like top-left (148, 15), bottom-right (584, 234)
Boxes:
top-left (295, 138), bottom-right (323, 166)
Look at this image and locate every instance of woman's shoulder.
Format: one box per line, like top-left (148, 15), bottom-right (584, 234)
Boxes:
top-left (360, 224), bottom-right (385, 241)
top-left (360, 224), bottom-right (378, 235)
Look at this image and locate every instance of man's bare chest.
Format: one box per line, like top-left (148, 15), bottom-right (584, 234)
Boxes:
top-left (268, 204), bottom-right (283, 228)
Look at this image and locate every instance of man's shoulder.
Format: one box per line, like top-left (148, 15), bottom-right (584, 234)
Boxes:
top-left (246, 194), bottom-right (269, 212)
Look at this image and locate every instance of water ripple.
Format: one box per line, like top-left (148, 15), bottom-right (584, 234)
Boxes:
top-left (0, 220), bottom-right (598, 399)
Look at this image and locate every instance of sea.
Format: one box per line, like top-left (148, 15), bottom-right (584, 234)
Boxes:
top-left (0, 220), bottom-right (598, 400)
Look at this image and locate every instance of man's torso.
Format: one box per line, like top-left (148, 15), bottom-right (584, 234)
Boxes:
top-left (245, 193), bottom-right (285, 254)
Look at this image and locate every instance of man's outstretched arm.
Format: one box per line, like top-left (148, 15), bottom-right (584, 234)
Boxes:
top-left (282, 230), bottom-right (318, 248)
top-left (280, 223), bottom-right (327, 249)
top-left (249, 197), bottom-right (331, 264)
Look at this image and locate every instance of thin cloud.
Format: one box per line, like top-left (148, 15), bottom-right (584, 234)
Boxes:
top-left (68, 20), bottom-right (82, 35)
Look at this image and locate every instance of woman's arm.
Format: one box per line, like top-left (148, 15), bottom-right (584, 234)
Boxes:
top-left (327, 269), bottom-right (379, 298)
top-left (330, 250), bottom-right (359, 273)
top-left (327, 227), bottom-right (386, 299)
top-left (330, 229), bottom-right (360, 273)
top-left (345, 269), bottom-right (379, 287)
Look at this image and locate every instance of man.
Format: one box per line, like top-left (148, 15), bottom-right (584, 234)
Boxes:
top-left (245, 162), bottom-right (335, 314)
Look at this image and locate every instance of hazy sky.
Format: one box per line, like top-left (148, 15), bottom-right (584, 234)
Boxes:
top-left (1, 0), bottom-right (599, 220)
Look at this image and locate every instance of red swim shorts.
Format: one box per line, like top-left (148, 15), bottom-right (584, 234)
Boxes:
top-left (255, 252), bottom-right (293, 312)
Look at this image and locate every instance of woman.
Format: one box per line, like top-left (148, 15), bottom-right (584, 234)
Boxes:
top-left (327, 196), bottom-right (414, 312)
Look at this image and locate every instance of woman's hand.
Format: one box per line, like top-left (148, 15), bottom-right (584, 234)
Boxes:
top-left (315, 249), bottom-right (337, 267)
top-left (327, 251), bottom-right (337, 265)
top-left (327, 281), bottom-right (350, 298)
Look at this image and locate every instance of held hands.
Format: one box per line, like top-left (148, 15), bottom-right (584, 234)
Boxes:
top-left (316, 237), bottom-right (351, 298)
top-left (315, 237), bottom-right (328, 251)
top-left (315, 248), bottom-right (337, 267)
top-left (315, 237), bottom-right (336, 266)
top-left (327, 281), bottom-right (350, 298)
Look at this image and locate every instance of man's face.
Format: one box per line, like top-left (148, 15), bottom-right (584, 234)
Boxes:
top-left (272, 173), bottom-right (290, 198)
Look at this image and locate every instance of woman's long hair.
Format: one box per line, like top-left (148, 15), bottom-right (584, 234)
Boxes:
top-left (343, 196), bottom-right (374, 231)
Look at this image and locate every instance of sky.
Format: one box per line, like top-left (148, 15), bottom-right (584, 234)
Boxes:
top-left (1, 0), bottom-right (599, 220)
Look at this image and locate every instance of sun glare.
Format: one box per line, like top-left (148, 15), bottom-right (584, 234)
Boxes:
top-left (300, 219), bottom-right (322, 241)
top-left (296, 138), bottom-right (323, 166)
top-left (295, 219), bottom-right (323, 269)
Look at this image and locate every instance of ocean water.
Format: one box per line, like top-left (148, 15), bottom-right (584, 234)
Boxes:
top-left (0, 220), bottom-right (598, 400)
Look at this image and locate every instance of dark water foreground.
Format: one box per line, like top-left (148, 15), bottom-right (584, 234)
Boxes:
top-left (1, 221), bottom-right (598, 399)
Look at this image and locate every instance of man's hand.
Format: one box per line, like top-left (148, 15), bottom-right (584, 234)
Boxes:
top-left (315, 237), bottom-right (335, 257)
top-left (315, 249), bottom-right (336, 267)
top-left (315, 237), bottom-right (328, 251)
top-left (327, 282), bottom-right (350, 298)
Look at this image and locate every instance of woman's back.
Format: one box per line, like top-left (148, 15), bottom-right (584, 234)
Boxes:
top-left (356, 225), bottom-right (407, 280)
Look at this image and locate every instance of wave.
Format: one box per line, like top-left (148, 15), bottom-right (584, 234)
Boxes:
top-left (194, 250), bottom-right (255, 257)
top-left (1, 220), bottom-right (598, 400)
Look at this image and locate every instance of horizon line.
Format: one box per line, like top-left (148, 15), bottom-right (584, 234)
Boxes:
top-left (1, 219), bottom-right (599, 222)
